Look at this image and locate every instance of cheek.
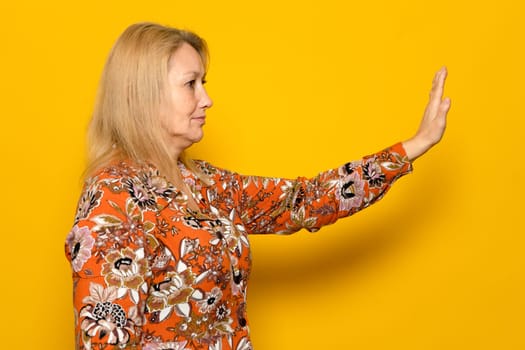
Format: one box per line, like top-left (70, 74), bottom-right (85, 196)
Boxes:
top-left (160, 102), bottom-right (194, 135)
top-left (170, 89), bottom-right (196, 112)
top-left (177, 98), bottom-right (197, 116)
top-left (161, 98), bottom-right (185, 123)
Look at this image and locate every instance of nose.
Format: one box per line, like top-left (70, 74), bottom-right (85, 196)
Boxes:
top-left (199, 87), bottom-right (213, 110)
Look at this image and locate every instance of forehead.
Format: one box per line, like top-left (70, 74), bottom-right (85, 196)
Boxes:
top-left (168, 42), bottom-right (205, 75)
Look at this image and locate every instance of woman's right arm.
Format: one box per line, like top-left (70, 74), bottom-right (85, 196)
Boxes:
top-left (65, 174), bottom-right (151, 349)
top-left (200, 68), bottom-right (450, 236)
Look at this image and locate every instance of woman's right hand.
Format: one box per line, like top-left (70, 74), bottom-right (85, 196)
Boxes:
top-left (403, 67), bottom-right (451, 161)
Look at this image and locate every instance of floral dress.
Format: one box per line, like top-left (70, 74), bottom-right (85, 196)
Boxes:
top-left (65, 143), bottom-right (412, 350)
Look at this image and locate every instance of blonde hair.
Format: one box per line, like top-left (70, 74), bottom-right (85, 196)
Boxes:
top-left (85, 22), bottom-right (210, 183)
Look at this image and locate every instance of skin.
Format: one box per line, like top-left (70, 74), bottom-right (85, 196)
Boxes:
top-left (163, 42), bottom-right (213, 160)
top-left (163, 42), bottom-right (450, 163)
top-left (403, 67), bottom-right (451, 161)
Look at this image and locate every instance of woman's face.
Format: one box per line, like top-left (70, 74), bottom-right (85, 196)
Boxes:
top-left (162, 42), bottom-right (213, 154)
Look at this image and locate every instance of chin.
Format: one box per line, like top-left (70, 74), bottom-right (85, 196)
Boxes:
top-left (189, 131), bottom-right (204, 144)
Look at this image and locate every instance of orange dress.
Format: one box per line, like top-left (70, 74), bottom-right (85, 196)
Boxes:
top-left (65, 143), bottom-right (412, 350)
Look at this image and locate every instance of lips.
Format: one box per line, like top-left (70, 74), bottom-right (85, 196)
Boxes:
top-left (192, 116), bottom-right (206, 124)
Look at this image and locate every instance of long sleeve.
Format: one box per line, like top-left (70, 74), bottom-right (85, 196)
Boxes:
top-left (204, 143), bottom-right (412, 235)
top-left (65, 172), bottom-right (151, 349)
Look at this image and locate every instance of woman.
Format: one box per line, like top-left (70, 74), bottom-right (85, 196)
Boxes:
top-left (65, 22), bottom-right (450, 350)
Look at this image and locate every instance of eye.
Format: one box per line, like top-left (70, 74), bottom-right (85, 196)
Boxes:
top-left (202, 79), bottom-right (207, 85)
top-left (186, 79), bottom-right (196, 88)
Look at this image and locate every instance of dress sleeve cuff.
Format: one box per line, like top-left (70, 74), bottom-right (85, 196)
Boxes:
top-left (384, 142), bottom-right (413, 176)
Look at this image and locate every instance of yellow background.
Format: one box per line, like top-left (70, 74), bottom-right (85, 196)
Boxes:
top-left (0, 0), bottom-right (523, 349)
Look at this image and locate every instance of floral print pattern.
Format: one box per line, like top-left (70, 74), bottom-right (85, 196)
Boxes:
top-left (66, 225), bottom-right (95, 272)
top-left (79, 283), bottom-right (144, 347)
top-left (65, 143), bottom-right (411, 349)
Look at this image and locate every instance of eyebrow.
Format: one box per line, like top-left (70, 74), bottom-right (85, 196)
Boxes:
top-left (181, 71), bottom-right (206, 78)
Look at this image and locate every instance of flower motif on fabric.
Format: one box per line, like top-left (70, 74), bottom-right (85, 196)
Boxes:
top-left (90, 197), bottom-right (150, 253)
top-left (214, 302), bottom-right (231, 321)
top-left (212, 208), bottom-right (250, 254)
top-left (79, 283), bottom-right (142, 347)
top-left (183, 214), bottom-right (205, 229)
top-left (66, 225), bottom-right (95, 272)
top-left (124, 177), bottom-right (158, 210)
top-left (74, 181), bottom-right (102, 224)
top-left (197, 287), bottom-right (223, 313)
top-left (235, 336), bottom-right (253, 350)
top-left (101, 247), bottom-right (148, 303)
top-left (147, 269), bottom-right (196, 321)
top-left (362, 159), bottom-right (386, 188)
top-left (336, 171), bottom-right (365, 211)
top-left (143, 173), bottom-right (176, 199)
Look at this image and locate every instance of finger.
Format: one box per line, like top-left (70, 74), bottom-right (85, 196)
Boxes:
top-left (432, 67), bottom-right (447, 99)
top-left (428, 68), bottom-right (448, 113)
top-left (441, 97), bottom-right (451, 113)
top-left (431, 67), bottom-right (445, 88)
top-left (436, 67), bottom-right (448, 95)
